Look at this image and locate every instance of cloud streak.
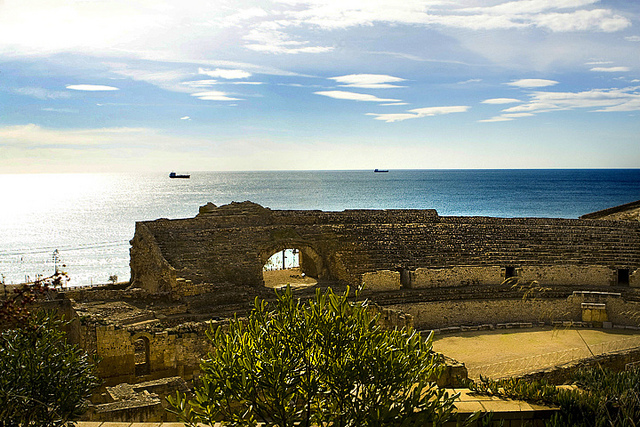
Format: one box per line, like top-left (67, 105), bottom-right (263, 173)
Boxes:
top-left (590, 66), bottom-right (631, 72)
top-left (191, 90), bottom-right (243, 101)
top-left (483, 86), bottom-right (640, 122)
top-left (367, 106), bottom-right (470, 122)
top-left (329, 74), bottom-right (406, 89)
top-left (506, 79), bottom-right (559, 88)
top-left (315, 91), bottom-right (401, 102)
top-left (66, 84), bottom-right (119, 91)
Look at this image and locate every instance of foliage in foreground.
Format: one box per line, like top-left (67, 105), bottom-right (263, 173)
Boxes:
top-left (1, 281), bottom-right (100, 427)
top-left (169, 286), bottom-right (462, 427)
top-left (469, 366), bottom-right (640, 426)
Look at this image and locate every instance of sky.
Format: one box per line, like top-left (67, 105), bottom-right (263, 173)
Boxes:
top-left (1, 0), bottom-right (639, 173)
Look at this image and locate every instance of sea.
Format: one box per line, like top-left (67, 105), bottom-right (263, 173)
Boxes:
top-left (1, 169), bottom-right (639, 287)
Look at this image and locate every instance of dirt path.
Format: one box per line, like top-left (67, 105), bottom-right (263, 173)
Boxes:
top-left (263, 267), bottom-right (318, 289)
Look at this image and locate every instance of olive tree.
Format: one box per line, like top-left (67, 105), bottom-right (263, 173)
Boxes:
top-left (169, 286), bottom-right (462, 427)
top-left (0, 273), bottom-right (100, 427)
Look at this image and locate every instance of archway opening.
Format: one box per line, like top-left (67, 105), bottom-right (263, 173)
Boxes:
top-left (133, 336), bottom-right (150, 376)
top-left (262, 248), bottom-right (318, 289)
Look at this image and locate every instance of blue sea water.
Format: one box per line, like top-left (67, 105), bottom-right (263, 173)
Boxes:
top-left (1, 169), bottom-right (639, 286)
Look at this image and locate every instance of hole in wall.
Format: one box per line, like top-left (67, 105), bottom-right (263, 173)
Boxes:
top-left (262, 248), bottom-right (317, 289)
top-left (504, 266), bottom-right (517, 279)
top-left (618, 269), bottom-right (630, 286)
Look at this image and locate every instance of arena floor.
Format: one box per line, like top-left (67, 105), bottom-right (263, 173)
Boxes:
top-left (432, 327), bottom-right (640, 379)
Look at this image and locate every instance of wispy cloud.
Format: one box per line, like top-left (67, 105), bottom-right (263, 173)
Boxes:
top-left (590, 66), bottom-right (631, 72)
top-left (626, 36), bottom-right (640, 42)
top-left (198, 68), bottom-right (252, 79)
top-left (191, 90), bottom-right (242, 101)
top-left (367, 105), bottom-right (470, 122)
top-left (66, 84), bottom-right (119, 91)
top-left (506, 79), bottom-right (559, 88)
top-left (502, 86), bottom-right (640, 114)
top-left (329, 74), bottom-right (406, 89)
top-left (458, 79), bottom-right (483, 84)
top-left (42, 107), bottom-right (78, 113)
top-left (13, 87), bottom-right (71, 100)
top-left (314, 91), bottom-right (401, 102)
top-left (478, 116), bottom-right (514, 123)
top-left (482, 98), bottom-right (522, 104)
top-left (243, 23), bottom-right (333, 54)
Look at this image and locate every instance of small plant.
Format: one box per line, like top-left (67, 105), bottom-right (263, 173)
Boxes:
top-left (469, 366), bottom-right (640, 426)
top-left (0, 271), bottom-right (68, 328)
top-left (108, 274), bottom-right (118, 285)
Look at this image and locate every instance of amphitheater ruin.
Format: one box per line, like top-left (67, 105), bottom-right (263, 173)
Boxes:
top-left (16, 199), bottom-right (640, 421)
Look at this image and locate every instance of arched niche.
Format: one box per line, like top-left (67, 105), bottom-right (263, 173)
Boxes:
top-left (131, 332), bottom-right (153, 376)
top-left (259, 242), bottom-right (325, 287)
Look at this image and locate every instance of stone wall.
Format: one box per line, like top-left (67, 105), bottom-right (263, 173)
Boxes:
top-left (129, 202), bottom-right (640, 294)
top-left (79, 321), bottom-right (217, 386)
top-left (388, 292), bottom-right (640, 331)
top-left (362, 270), bottom-right (401, 291)
top-left (410, 266), bottom-right (504, 288)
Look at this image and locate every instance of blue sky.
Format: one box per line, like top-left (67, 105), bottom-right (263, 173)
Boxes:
top-left (1, 0), bottom-right (639, 172)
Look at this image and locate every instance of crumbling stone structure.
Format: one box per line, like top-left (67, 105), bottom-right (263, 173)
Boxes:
top-left (130, 201), bottom-right (640, 295)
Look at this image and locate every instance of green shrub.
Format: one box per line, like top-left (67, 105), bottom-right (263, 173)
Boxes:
top-left (169, 286), bottom-right (462, 427)
top-left (469, 366), bottom-right (640, 427)
top-left (0, 311), bottom-right (100, 427)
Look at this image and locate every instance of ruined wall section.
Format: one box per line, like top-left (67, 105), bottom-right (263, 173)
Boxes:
top-left (129, 222), bottom-right (177, 294)
top-left (130, 202), bottom-right (640, 293)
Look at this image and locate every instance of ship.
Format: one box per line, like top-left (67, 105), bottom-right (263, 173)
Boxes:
top-left (169, 172), bottom-right (190, 179)
top-left (374, 169), bottom-right (389, 173)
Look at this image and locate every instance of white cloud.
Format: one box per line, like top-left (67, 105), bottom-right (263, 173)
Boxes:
top-left (42, 107), bottom-right (77, 113)
top-left (530, 9), bottom-right (629, 32)
top-left (180, 116), bottom-right (191, 120)
top-left (503, 113), bottom-right (535, 118)
top-left (590, 66), bottom-right (631, 72)
top-left (506, 79), bottom-right (559, 88)
top-left (329, 74), bottom-right (406, 89)
top-left (458, 79), bottom-right (483, 84)
top-left (14, 87), bottom-right (71, 100)
top-left (199, 68), bottom-right (252, 79)
top-left (182, 79), bottom-right (219, 88)
top-left (243, 23), bottom-right (333, 54)
top-left (501, 86), bottom-right (640, 114)
top-left (367, 105), bottom-right (470, 122)
top-left (626, 36), bottom-right (640, 42)
top-left (482, 98), bottom-right (523, 104)
top-left (380, 102), bottom-right (409, 106)
top-left (66, 84), bottom-right (119, 91)
top-left (314, 91), bottom-right (401, 102)
top-left (478, 116), bottom-right (514, 123)
top-left (191, 90), bottom-right (242, 101)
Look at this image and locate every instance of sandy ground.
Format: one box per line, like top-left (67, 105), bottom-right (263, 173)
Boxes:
top-left (433, 327), bottom-right (640, 376)
top-left (263, 267), bottom-right (318, 289)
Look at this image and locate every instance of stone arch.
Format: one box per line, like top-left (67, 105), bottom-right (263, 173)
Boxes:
top-left (131, 332), bottom-right (153, 376)
top-left (259, 242), bottom-right (325, 280)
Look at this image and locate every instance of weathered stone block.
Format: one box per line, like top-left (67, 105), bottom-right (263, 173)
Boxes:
top-left (410, 266), bottom-right (503, 288)
top-left (361, 270), bottom-right (401, 291)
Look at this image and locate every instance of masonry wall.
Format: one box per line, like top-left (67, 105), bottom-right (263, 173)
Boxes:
top-left (80, 322), bottom-right (216, 386)
top-left (388, 294), bottom-right (640, 331)
top-left (129, 202), bottom-right (640, 293)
